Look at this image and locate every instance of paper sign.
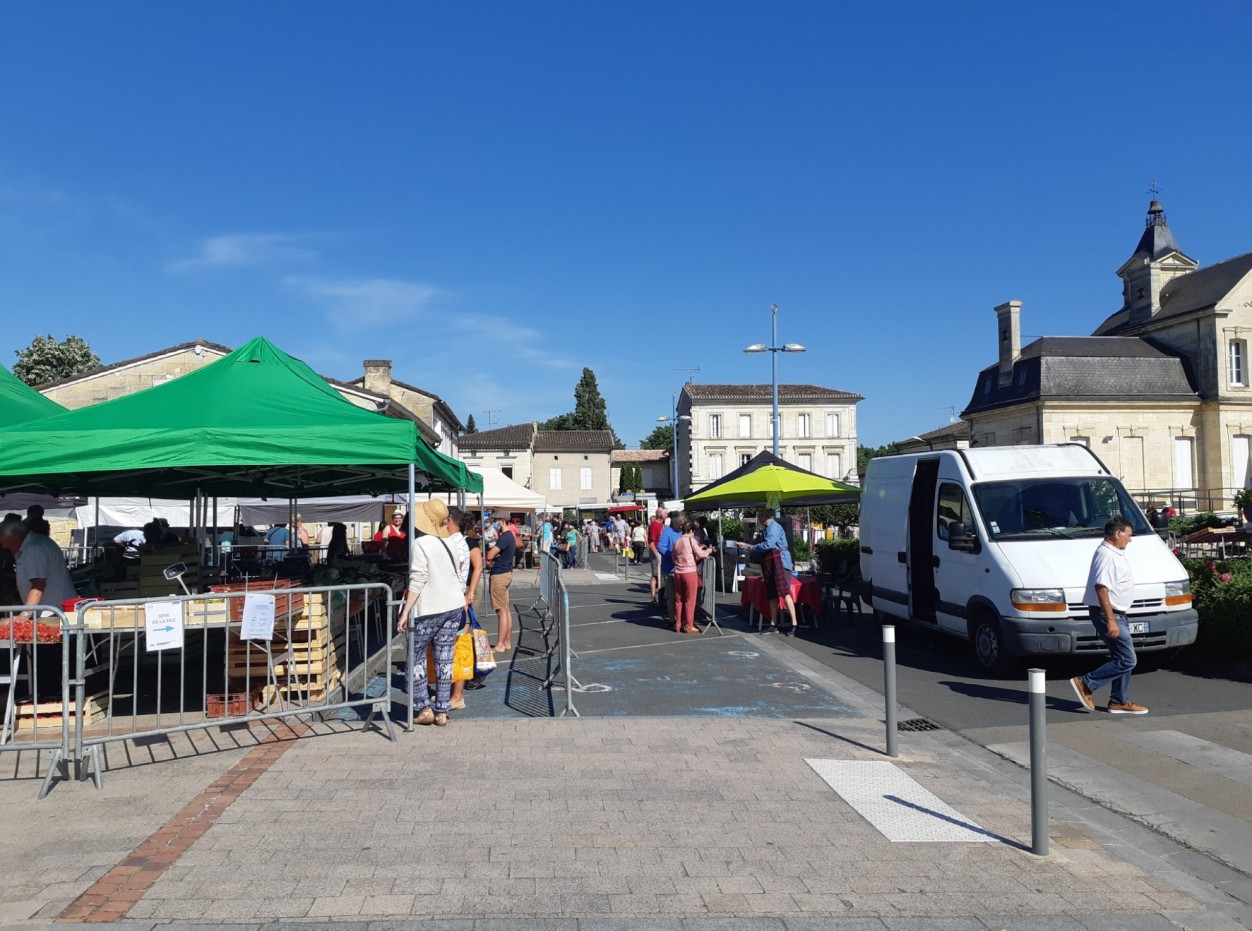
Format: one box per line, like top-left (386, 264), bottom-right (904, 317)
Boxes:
top-left (240, 593), bottom-right (277, 641)
top-left (144, 601), bottom-right (185, 652)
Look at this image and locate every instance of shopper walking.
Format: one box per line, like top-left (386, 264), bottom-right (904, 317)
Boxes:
top-left (1070, 516), bottom-right (1149, 715)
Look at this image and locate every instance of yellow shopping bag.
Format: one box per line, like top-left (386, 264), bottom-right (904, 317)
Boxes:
top-left (426, 632), bottom-right (475, 683)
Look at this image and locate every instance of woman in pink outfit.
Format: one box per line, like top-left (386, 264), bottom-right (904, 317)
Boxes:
top-left (671, 517), bottom-right (712, 633)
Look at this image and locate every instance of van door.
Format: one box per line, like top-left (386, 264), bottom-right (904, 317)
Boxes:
top-left (908, 458), bottom-right (939, 623)
top-left (934, 481), bottom-right (980, 635)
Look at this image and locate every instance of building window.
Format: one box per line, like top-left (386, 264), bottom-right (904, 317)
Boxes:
top-left (798, 452), bottom-right (813, 472)
top-left (709, 414), bottom-right (722, 438)
top-left (827, 453), bottom-right (842, 479)
top-left (580, 467), bottom-right (592, 490)
top-left (797, 413), bottom-right (811, 438)
top-left (1067, 436), bottom-right (1089, 448)
top-left (501, 466), bottom-right (513, 480)
top-left (740, 453), bottom-right (752, 466)
top-left (738, 414), bottom-right (752, 438)
top-left (549, 467), bottom-right (562, 490)
top-left (826, 413), bottom-right (840, 437)
top-left (709, 453), bottom-right (724, 479)
top-left (1230, 340), bottom-right (1247, 387)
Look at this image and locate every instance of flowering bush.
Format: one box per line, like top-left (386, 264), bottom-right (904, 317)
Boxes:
top-left (1179, 557), bottom-right (1252, 660)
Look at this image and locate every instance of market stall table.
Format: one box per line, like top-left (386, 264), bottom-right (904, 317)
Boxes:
top-left (740, 573), bottom-right (824, 629)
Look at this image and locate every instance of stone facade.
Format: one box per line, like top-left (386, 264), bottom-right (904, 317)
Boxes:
top-left (611, 449), bottom-right (670, 498)
top-left (459, 425), bottom-right (616, 509)
top-left (962, 200), bottom-right (1252, 508)
top-left (40, 341), bottom-right (230, 409)
top-left (354, 360), bottom-right (461, 456)
top-left (459, 423), bottom-right (539, 490)
top-left (676, 384), bottom-right (862, 498)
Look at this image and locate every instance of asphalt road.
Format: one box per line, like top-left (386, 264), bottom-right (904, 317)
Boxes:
top-left (780, 601), bottom-right (1252, 729)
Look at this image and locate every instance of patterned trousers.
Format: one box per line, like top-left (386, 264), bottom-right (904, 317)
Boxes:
top-left (408, 606), bottom-right (465, 714)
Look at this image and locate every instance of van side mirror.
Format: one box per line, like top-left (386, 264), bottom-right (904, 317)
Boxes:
top-left (947, 522), bottom-right (978, 553)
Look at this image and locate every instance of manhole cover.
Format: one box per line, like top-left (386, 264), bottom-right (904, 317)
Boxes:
top-left (896, 717), bottom-right (943, 732)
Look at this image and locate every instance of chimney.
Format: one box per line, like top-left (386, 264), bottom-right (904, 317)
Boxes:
top-left (363, 359), bottom-right (392, 395)
top-left (994, 301), bottom-right (1022, 387)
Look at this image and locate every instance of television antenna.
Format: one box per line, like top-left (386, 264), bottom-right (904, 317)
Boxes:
top-left (482, 409), bottom-right (501, 428)
top-left (675, 367), bottom-right (700, 383)
top-left (939, 405), bottom-right (958, 424)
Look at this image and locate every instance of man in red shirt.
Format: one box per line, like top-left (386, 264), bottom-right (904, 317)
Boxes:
top-left (648, 506), bottom-right (667, 604)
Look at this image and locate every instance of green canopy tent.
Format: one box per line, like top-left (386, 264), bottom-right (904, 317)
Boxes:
top-left (0, 362), bottom-right (66, 426)
top-left (0, 337), bottom-right (481, 499)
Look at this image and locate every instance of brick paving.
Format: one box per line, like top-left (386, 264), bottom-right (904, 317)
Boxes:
top-left (0, 572), bottom-right (1246, 928)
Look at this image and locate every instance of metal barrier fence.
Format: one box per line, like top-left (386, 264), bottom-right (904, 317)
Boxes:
top-left (2, 582), bottom-right (404, 798)
top-left (531, 551), bottom-right (579, 716)
top-left (1, 604), bottom-right (72, 799)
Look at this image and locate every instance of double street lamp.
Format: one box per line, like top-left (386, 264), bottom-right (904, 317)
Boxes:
top-left (656, 391), bottom-right (691, 500)
top-left (743, 303), bottom-right (806, 457)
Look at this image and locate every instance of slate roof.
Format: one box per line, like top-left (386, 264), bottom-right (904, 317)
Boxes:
top-left (457, 422), bottom-right (537, 451)
top-left (1126, 201), bottom-right (1187, 263)
top-left (895, 421), bottom-right (972, 446)
top-left (533, 430), bottom-right (615, 452)
top-left (1095, 251), bottom-right (1252, 335)
top-left (962, 337), bottom-right (1198, 416)
top-left (682, 384), bottom-right (863, 402)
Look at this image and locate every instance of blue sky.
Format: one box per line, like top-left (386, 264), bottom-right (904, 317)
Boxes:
top-left (2, 1), bottom-right (1250, 448)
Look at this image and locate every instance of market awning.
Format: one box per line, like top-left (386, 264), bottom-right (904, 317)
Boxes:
top-left (684, 451), bottom-right (860, 509)
top-left (607, 504), bottom-right (644, 513)
top-left (0, 336), bottom-right (482, 498)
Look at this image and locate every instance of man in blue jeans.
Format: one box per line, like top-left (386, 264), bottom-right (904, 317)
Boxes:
top-left (1071, 516), bottom-right (1149, 715)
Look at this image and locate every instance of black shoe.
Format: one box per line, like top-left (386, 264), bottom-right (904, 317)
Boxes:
top-left (781, 626), bottom-right (795, 637)
top-left (464, 680), bottom-right (486, 690)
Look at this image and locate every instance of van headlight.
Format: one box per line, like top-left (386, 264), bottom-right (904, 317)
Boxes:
top-left (1010, 588), bottom-right (1066, 612)
top-left (1165, 580), bottom-right (1192, 606)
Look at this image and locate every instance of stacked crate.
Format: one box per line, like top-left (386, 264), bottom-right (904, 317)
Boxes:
top-left (98, 544), bottom-right (206, 600)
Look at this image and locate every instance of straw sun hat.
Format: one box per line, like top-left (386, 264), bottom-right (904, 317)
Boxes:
top-left (411, 500), bottom-right (451, 538)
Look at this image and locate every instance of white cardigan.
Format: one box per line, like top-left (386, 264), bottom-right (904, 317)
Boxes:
top-left (406, 535), bottom-right (466, 616)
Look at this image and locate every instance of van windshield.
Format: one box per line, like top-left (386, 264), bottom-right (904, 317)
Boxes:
top-left (971, 476), bottom-right (1151, 541)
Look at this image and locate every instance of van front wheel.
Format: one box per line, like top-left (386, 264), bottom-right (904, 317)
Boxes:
top-left (971, 614), bottom-right (1014, 677)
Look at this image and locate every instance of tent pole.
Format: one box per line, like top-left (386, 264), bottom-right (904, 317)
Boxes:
top-left (408, 464), bottom-right (416, 543)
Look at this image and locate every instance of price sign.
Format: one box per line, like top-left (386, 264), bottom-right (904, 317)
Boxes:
top-left (240, 593), bottom-right (277, 641)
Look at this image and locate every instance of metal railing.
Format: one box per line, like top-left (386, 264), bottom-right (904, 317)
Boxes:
top-left (1, 605), bottom-right (72, 799)
top-left (1, 582), bottom-right (403, 798)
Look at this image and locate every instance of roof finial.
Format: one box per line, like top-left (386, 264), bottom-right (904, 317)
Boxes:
top-left (1147, 180), bottom-right (1161, 198)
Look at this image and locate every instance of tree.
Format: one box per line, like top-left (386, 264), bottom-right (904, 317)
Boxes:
top-left (465, 414), bottom-right (478, 434)
top-left (13, 334), bottom-right (101, 386)
top-left (541, 367), bottom-right (623, 446)
top-left (857, 442), bottom-right (898, 474)
top-left (640, 424), bottom-right (672, 451)
top-left (626, 463), bottom-right (644, 493)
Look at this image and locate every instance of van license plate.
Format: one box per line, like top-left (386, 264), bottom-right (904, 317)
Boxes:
top-left (1128, 621), bottom-right (1148, 634)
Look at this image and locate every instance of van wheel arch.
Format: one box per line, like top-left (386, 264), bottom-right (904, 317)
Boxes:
top-left (968, 607), bottom-right (1015, 677)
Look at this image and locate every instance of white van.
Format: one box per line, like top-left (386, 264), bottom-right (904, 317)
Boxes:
top-left (859, 444), bottom-right (1198, 673)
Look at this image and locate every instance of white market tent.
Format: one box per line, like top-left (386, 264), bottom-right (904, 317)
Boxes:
top-left (70, 469), bottom-right (545, 531)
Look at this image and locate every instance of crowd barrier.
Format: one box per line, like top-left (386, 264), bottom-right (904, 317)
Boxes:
top-left (530, 551), bottom-right (579, 716)
top-left (1, 604), bottom-right (72, 799)
top-left (1, 582), bottom-right (403, 799)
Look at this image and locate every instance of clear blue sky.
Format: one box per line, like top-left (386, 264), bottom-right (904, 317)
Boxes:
top-left (3, 2), bottom-right (1250, 448)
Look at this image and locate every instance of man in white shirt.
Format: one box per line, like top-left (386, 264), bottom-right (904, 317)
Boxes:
top-left (1071, 516), bottom-right (1148, 715)
top-left (1, 516), bottom-right (77, 699)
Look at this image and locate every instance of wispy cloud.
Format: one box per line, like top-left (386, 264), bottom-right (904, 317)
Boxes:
top-left (449, 314), bottom-right (577, 370)
top-left (169, 233), bottom-right (319, 272)
top-left (286, 275), bottom-right (440, 328)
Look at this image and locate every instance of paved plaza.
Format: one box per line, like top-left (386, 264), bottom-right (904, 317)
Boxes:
top-left (1, 564), bottom-right (1249, 929)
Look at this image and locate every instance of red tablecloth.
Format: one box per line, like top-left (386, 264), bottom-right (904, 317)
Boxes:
top-left (740, 574), bottom-right (823, 619)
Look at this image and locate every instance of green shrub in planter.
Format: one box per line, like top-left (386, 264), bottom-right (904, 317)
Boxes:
top-left (791, 538), bottom-right (810, 562)
top-left (1179, 557), bottom-right (1252, 661)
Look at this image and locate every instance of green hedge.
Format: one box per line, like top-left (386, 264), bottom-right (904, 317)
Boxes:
top-left (1179, 557), bottom-right (1252, 660)
top-left (814, 538), bottom-right (860, 574)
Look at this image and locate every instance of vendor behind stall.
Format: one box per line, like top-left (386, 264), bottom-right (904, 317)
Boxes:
top-left (0, 515), bottom-right (76, 698)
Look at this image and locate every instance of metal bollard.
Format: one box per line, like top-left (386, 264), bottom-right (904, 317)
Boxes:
top-left (1029, 667), bottom-right (1049, 856)
top-left (883, 625), bottom-right (898, 758)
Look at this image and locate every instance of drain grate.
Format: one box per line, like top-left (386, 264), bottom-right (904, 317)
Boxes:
top-left (896, 717), bottom-right (943, 732)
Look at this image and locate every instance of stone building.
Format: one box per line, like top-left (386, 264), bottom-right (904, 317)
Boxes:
top-left (675, 383), bottom-right (862, 499)
top-left (611, 449), bottom-right (670, 498)
top-left (458, 424), bottom-right (616, 509)
top-left (962, 200), bottom-right (1252, 508)
top-left (38, 340), bottom-right (450, 450)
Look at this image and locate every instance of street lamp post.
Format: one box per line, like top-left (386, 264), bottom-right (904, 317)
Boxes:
top-left (743, 304), bottom-right (806, 458)
top-left (656, 392), bottom-right (691, 500)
